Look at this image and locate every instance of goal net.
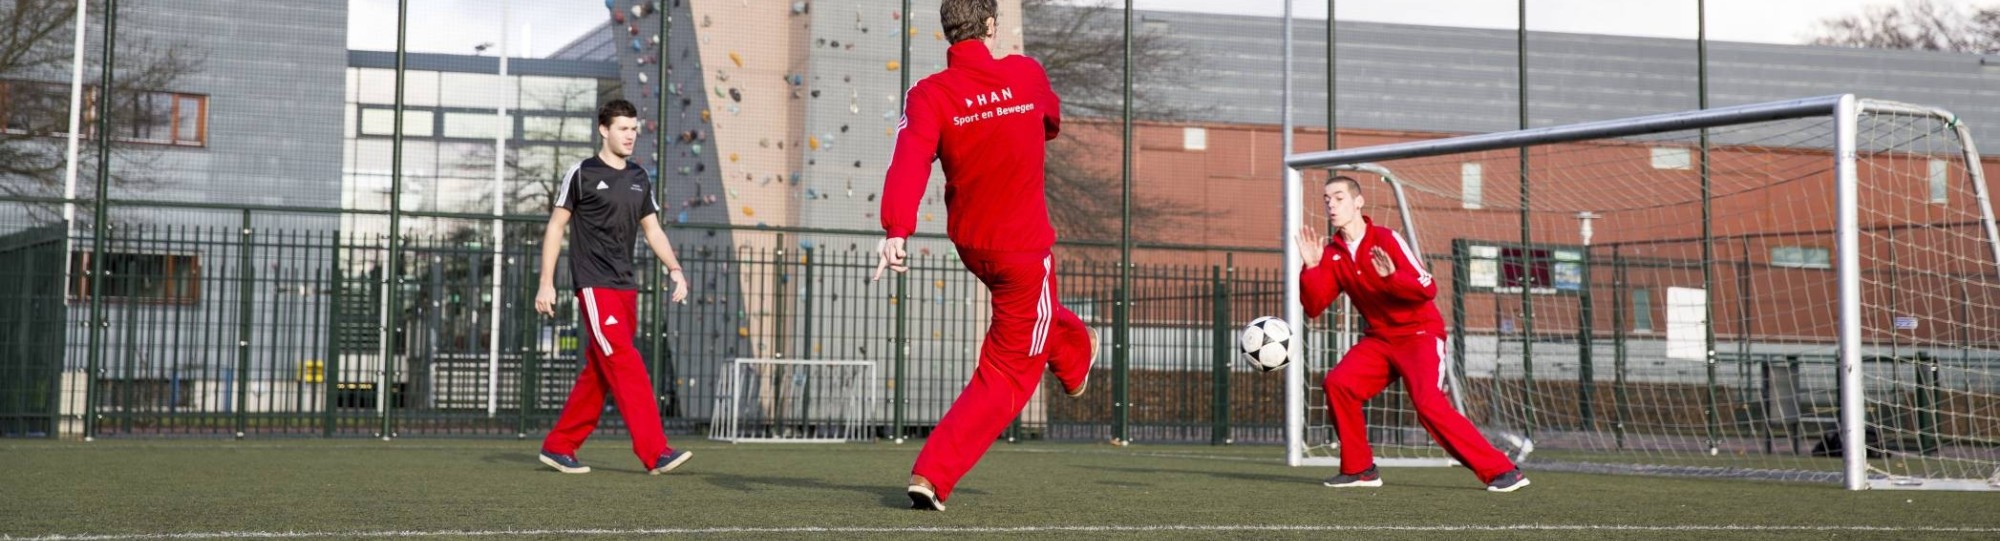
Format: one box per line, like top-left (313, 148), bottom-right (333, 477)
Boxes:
top-left (709, 358), bottom-right (877, 443)
top-left (1282, 95), bottom-right (2000, 490)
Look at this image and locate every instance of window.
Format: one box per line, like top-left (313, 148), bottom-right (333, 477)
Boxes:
top-left (174, 94), bottom-right (204, 145)
top-left (1651, 147), bottom-right (1691, 170)
top-left (360, 108), bottom-right (434, 137)
top-left (1632, 288), bottom-right (1653, 332)
top-left (1929, 159), bottom-right (1949, 204)
top-left (1182, 127), bottom-right (1206, 151)
top-left (4, 80), bottom-right (74, 136)
top-left (439, 72), bottom-right (508, 110)
top-left (1461, 162), bottom-right (1483, 209)
top-left (518, 76), bottom-right (598, 112)
top-left (443, 112), bottom-right (506, 139)
top-left (126, 91), bottom-right (172, 143)
top-left (1, 80), bottom-right (206, 146)
top-left (1501, 247), bottom-right (1551, 289)
top-left (69, 251), bottom-right (201, 304)
top-left (523, 116), bottom-right (591, 143)
top-left (1771, 246), bottom-right (1831, 269)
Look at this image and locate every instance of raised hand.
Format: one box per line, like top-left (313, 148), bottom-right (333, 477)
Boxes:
top-left (1296, 226), bottom-right (1326, 268)
top-left (1370, 246), bottom-right (1394, 277)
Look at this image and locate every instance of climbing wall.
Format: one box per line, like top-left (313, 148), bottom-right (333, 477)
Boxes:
top-left (798, 0), bottom-right (1022, 235)
top-left (598, 0), bottom-right (1028, 426)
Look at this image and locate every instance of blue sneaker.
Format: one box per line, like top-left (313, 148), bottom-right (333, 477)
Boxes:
top-left (649, 448), bottom-right (694, 475)
top-left (538, 450), bottom-right (589, 474)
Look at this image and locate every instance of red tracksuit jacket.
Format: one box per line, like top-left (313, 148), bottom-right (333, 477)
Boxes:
top-left (1300, 216), bottom-right (1446, 338)
top-left (881, 40), bottom-right (1062, 251)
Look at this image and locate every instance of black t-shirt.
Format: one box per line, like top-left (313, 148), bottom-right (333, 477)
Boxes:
top-left (555, 156), bottom-right (659, 290)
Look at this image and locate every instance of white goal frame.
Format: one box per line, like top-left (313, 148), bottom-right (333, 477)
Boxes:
top-left (708, 358), bottom-right (878, 443)
top-left (1280, 95), bottom-right (1999, 490)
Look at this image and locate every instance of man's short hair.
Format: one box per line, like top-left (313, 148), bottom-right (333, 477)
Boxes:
top-left (941, 0), bottom-right (998, 43)
top-left (597, 99), bottom-right (638, 128)
top-left (1326, 175), bottom-right (1362, 194)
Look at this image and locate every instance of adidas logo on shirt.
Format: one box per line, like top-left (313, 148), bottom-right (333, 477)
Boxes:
top-left (596, 181), bottom-right (609, 190)
top-left (604, 316), bottom-right (619, 326)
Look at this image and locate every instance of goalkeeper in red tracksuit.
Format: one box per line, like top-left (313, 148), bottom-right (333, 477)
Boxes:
top-left (871, 0), bottom-right (1097, 511)
top-left (1297, 175), bottom-right (1530, 492)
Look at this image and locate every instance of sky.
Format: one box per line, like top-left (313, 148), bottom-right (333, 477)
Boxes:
top-left (347, 0), bottom-right (2000, 57)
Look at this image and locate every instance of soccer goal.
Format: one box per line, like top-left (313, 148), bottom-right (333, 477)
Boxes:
top-left (1282, 95), bottom-right (2000, 491)
top-left (708, 358), bottom-right (877, 443)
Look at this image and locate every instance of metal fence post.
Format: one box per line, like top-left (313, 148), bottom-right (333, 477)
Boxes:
top-left (1612, 247), bottom-right (1629, 449)
top-left (323, 230), bottom-right (341, 437)
top-left (235, 210), bottom-right (253, 439)
top-left (892, 271), bottom-right (907, 443)
top-left (380, 0), bottom-right (410, 441)
top-left (81, 0), bottom-right (120, 443)
top-left (1210, 264), bottom-right (1230, 445)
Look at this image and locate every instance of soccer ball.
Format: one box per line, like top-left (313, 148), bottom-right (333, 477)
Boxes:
top-left (1239, 316), bottom-right (1293, 372)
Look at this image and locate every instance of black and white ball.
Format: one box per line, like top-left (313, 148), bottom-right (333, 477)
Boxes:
top-left (1239, 316), bottom-right (1293, 372)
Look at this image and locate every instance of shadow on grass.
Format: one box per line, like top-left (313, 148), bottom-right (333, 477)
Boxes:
top-left (1075, 463), bottom-right (1483, 491)
top-left (689, 471), bottom-right (988, 509)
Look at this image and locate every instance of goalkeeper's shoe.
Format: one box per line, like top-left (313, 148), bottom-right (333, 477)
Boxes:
top-left (1322, 464), bottom-right (1383, 488)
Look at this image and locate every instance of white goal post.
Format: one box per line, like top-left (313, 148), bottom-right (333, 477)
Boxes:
top-left (1281, 95), bottom-right (2000, 491)
top-left (709, 358), bottom-right (877, 443)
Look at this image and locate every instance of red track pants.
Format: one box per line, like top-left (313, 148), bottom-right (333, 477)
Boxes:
top-left (1325, 333), bottom-right (1514, 482)
top-left (542, 287), bottom-right (672, 469)
top-left (913, 248), bottom-right (1094, 502)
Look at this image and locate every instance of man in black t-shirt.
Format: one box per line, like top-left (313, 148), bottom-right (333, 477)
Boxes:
top-left (533, 99), bottom-right (692, 476)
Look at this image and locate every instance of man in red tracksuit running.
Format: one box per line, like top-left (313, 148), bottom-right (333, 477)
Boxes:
top-left (1297, 175), bottom-right (1530, 492)
top-left (872, 0), bottom-right (1097, 511)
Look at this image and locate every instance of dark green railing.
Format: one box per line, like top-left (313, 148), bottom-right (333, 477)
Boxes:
top-left (0, 201), bottom-right (1295, 442)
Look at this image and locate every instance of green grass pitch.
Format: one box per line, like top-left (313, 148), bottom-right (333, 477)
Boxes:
top-left (3, 438), bottom-right (1998, 540)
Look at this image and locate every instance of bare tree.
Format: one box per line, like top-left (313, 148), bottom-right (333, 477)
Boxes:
top-left (0, 0), bottom-right (204, 223)
top-left (452, 79), bottom-right (601, 216)
top-left (1810, 0), bottom-right (2000, 54)
top-left (1024, 0), bottom-right (1210, 243)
